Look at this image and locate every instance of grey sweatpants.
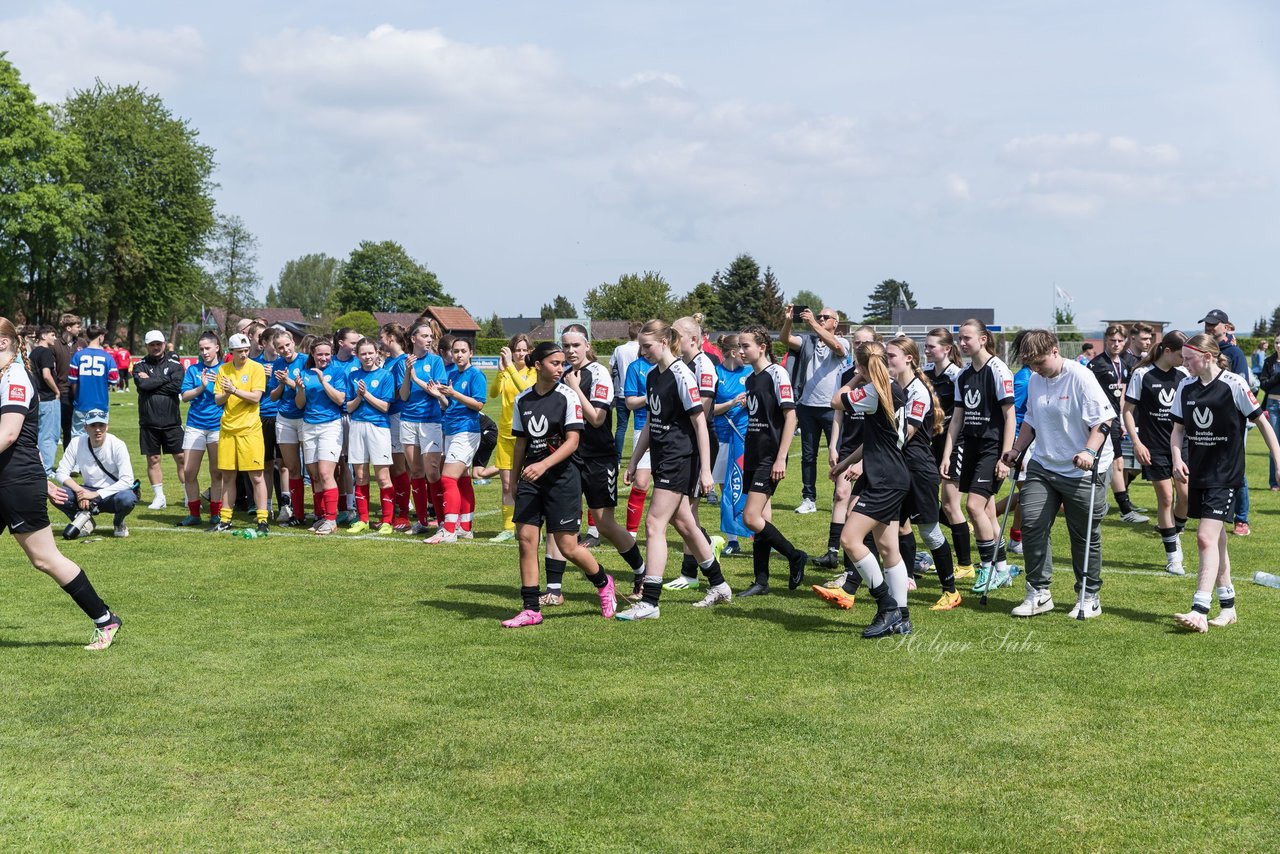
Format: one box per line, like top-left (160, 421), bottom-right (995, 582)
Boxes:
top-left (1019, 459), bottom-right (1112, 596)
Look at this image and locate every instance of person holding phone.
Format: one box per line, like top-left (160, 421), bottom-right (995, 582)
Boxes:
top-left (780, 303), bottom-right (849, 516)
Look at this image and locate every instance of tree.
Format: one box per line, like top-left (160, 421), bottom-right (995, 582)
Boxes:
top-left (673, 282), bottom-right (718, 321)
top-left (583, 272), bottom-right (675, 321)
top-left (861, 279), bottom-right (917, 325)
top-left (481, 313), bottom-right (505, 337)
top-left (760, 266), bottom-right (785, 329)
top-left (1053, 305), bottom-right (1076, 328)
top-left (204, 213), bottom-right (260, 325)
top-left (0, 53), bottom-right (96, 323)
top-left (708, 253), bottom-right (763, 330)
top-left (540, 294), bottom-right (577, 320)
top-left (331, 240), bottom-right (453, 314)
top-left (790, 289), bottom-right (826, 313)
top-left (332, 310), bottom-right (378, 337)
top-left (58, 79), bottom-right (216, 345)
top-left (1272, 305), bottom-right (1280, 336)
top-left (267, 253), bottom-right (342, 317)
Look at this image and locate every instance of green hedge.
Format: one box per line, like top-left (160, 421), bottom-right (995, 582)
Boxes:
top-left (474, 337), bottom-right (626, 357)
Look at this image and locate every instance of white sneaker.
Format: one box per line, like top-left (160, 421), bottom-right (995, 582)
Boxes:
top-left (692, 583), bottom-right (733, 608)
top-left (1011, 585), bottom-right (1054, 617)
top-left (663, 575), bottom-right (699, 590)
top-left (148, 493), bottom-right (167, 510)
top-left (1165, 557), bottom-right (1185, 576)
top-left (423, 529), bottom-right (458, 544)
top-left (1208, 607), bottom-right (1237, 627)
top-left (1067, 594), bottom-right (1102, 620)
top-left (1119, 510), bottom-right (1149, 524)
top-left (1007, 539), bottom-right (1024, 556)
top-left (113, 523), bottom-right (129, 538)
top-left (1173, 610), bottom-right (1208, 632)
top-left (277, 505), bottom-right (293, 524)
top-left (795, 498), bottom-right (818, 515)
top-left (615, 602), bottom-right (660, 621)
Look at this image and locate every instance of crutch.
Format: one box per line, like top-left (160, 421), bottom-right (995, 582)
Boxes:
top-left (1075, 465), bottom-right (1103, 621)
top-left (982, 448), bottom-right (1025, 607)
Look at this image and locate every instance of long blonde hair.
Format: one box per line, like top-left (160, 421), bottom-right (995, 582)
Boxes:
top-left (855, 341), bottom-right (898, 433)
top-left (641, 318), bottom-right (680, 358)
top-left (891, 335), bottom-right (943, 436)
top-left (0, 317), bottom-right (34, 379)
top-left (1184, 333), bottom-right (1229, 371)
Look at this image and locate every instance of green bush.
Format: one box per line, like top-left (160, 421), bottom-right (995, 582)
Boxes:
top-left (474, 337), bottom-right (625, 358)
top-left (332, 311), bottom-right (378, 338)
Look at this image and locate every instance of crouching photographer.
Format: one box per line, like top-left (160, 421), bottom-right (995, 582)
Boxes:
top-left (54, 409), bottom-right (138, 539)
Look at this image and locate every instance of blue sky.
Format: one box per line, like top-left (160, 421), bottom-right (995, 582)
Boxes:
top-left (3, 1), bottom-right (1278, 330)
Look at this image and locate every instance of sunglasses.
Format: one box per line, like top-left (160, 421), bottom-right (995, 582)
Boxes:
top-left (816, 313), bottom-right (836, 321)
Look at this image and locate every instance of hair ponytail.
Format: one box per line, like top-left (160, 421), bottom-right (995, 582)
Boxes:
top-left (641, 319), bottom-right (680, 357)
top-left (891, 335), bottom-right (943, 436)
top-left (740, 325), bottom-right (773, 363)
top-left (0, 317), bottom-right (34, 380)
top-left (526, 341), bottom-right (564, 369)
top-left (1138, 329), bottom-right (1187, 370)
top-left (927, 327), bottom-right (961, 366)
top-left (856, 341), bottom-right (898, 433)
top-left (961, 319), bottom-right (996, 356)
top-left (1184, 333), bottom-right (1229, 370)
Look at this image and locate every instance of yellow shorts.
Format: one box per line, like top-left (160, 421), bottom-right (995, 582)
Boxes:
top-left (218, 431), bottom-right (266, 472)
top-left (494, 434), bottom-right (516, 470)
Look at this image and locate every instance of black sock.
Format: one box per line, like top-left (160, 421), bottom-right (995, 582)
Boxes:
top-left (995, 538), bottom-right (1008, 564)
top-left (1157, 527), bottom-right (1179, 553)
top-left (698, 526), bottom-right (711, 544)
top-left (932, 544), bottom-right (956, 592)
top-left (753, 541), bottom-right (771, 584)
top-left (901, 604), bottom-right (911, 621)
top-left (827, 521), bottom-right (842, 552)
top-left (1174, 516), bottom-right (1187, 534)
top-left (632, 568), bottom-right (644, 594)
top-left (584, 566), bottom-right (609, 589)
top-left (898, 532), bottom-right (917, 577)
top-left (521, 585), bottom-right (541, 612)
top-left (950, 521), bottom-right (972, 565)
top-left (641, 579), bottom-right (662, 606)
top-left (701, 559), bottom-right (726, 587)
top-left (977, 539), bottom-right (997, 566)
top-left (272, 468), bottom-right (283, 505)
top-left (61, 570), bottom-right (109, 622)
top-left (619, 543), bottom-right (644, 571)
top-left (1116, 491), bottom-right (1134, 514)
top-left (680, 552), bottom-right (698, 580)
top-left (545, 558), bottom-right (566, 590)
top-left (869, 581), bottom-right (894, 612)
top-left (863, 533), bottom-right (880, 562)
top-left (760, 522), bottom-right (797, 560)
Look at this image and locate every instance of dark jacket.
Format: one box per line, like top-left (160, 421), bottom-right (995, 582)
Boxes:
top-left (133, 352), bottom-right (183, 427)
top-left (1259, 353), bottom-right (1280, 396)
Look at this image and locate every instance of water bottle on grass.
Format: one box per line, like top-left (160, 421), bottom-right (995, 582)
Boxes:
top-left (1253, 572), bottom-right (1280, 590)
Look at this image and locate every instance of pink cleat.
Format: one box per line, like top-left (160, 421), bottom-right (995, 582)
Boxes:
top-left (1173, 611), bottom-right (1208, 633)
top-left (598, 575), bottom-right (617, 619)
top-left (501, 609), bottom-right (544, 628)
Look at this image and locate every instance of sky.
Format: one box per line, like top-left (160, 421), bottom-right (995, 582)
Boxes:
top-left (3, 0), bottom-right (1278, 331)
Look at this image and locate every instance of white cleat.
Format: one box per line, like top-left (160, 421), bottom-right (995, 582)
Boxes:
top-left (1165, 558), bottom-right (1186, 576)
top-left (692, 583), bottom-right (733, 608)
top-left (795, 498), bottom-right (818, 514)
top-left (1208, 607), bottom-right (1237, 627)
top-left (1174, 611), bottom-right (1208, 633)
top-left (147, 494), bottom-right (167, 510)
top-left (615, 602), bottom-right (660, 621)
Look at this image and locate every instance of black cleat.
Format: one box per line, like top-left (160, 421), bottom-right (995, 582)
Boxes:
top-left (738, 582), bottom-right (770, 598)
top-left (811, 549), bottom-right (841, 569)
top-left (257, 522), bottom-right (270, 535)
top-left (284, 517), bottom-right (305, 528)
top-left (208, 520), bottom-right (233, 533)
top-left (578, 533), bottom-right (600, 548)
top-left (861, 608), bottom-right (904, 639)
top-left (788, 551), bottom-right (808, 590)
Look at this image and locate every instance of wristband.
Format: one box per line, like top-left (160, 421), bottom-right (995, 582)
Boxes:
top-left (1084, 447), bottom-right (1098, 458)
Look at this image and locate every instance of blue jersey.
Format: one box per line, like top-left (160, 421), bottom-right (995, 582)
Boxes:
top-left (181, 362), bottom-right (224, 430)
top-left (442, 364), bottom-right (487, 435)
top-left (347, 366), bottom-right (394, 427)
top-left (1013, 365), bottom-right (1031, 433)
top-left (624, 358), bottom-right (654, 430)
top-left (714, 363), bottom-right (751, 442)
top-left (272, 353), bottom-right (310, 420)
top-left (69, 347), bottom-right (117, 412)
top-left (399, 352), bottom-right (449, 423)
top-left (253, 353), bottom-right (279, 418)
top-left (384, 353), bottom-right (408, 415)
top-left (299, 362), bottom-right (349, 425)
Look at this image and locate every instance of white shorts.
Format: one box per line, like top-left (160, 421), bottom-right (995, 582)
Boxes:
top-left (302, 420), bottom-right (343, 465)
top-left (276, 415), bottom-right (304, 445)
top-left (183, 426), bottom-right (220, 452)
top-left (712, 444), bottom-right (729, 483)
top-left (444, 431), bottom-right (481, 466)
top-left (340, 413), bottom-right (350, 454)
top-left (400, 420), bottom-right (443, 455)
top-left (635, 449), bottom-right (651, 471)
top-left (389, 413), bottom-right (404, 455)
top-left (348, 420), bottom-right (393, 466)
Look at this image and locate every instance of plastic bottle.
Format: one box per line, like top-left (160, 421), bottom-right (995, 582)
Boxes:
top-left (1253, 571), bottom-right (1280, 590)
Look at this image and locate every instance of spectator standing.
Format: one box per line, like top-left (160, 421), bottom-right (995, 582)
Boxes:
top-left (54, 410), bottom-right (136, 539)
top-left (781, 303), bottom-right (849, 514)
top-left (1076, 342), bottom-right (1095, 365)
top-left (29, 326), bottom-right (61, 475)
top-left (133, 330), bottom-right (185, 509)
top-left (1199, 309), bottom-right (1252, 534)
top-left (68, 326), bottom-right (119, 439)
top-left (609, 322), bottom-right (642, 459)
top-left (51, 313), bottom-right (80, 448)
top-left (112, 340), bottom-right (132, 391)
top-left (1257, 333), bottom-right (1280, 490)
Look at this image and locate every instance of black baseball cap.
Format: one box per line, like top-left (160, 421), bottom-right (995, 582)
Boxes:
top-left (1198, 309), bottom-right (1230, 324)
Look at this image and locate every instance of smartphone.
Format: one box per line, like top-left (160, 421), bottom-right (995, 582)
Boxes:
top-left (791, 305), bottom-right (809, 321)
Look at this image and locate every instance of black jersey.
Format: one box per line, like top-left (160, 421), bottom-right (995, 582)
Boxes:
top-left (1169, 371), bottom-right (1261, 488)
top-left (1124, 365), bottom-right (1188, 458)
top-left (836, 365), bottom-right (863, 456)
top-left (646, 360), bottom-right (703, 462)
top-left (745, 363), bottom-right (795, 465)
top-left (569, 360), bottom-right (615, 461)
top-left (901, 376), bottom-right (937, 472)
top-left (1088, 352), bottom-right (1131, 412)
top-left (687, 352), bottom-right (718, 413)
top-left (955, 356), bottom-right (1014, 442)
top-left (512, 384), bottom-right (584, 471)
top-left (840, 380), bottom-right (909, 489)
top-left (925, 361), bottom-right (962, 428)
top-left (0, 360), bottom-right (44, 487)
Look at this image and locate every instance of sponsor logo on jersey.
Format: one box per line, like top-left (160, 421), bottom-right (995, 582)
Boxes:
top-left (848, 386), bottom-right (868, 404)
top-left (648, 393), bottom-right (662, 416)
top-left (1002, 379), bottom-right (1013, 395)
top-left (910, 400), bottom-right (926, 418)
top-left (7, 384), bottom-right (26, 403)
top-left (747, 395), bottom-right (759, 416)
top-left (1157, 388), bottom-right (1175, 409)
top-left (700, 373), bottom-right (713, 389)
top-left (1192, 408), bottom-right (1213, 430)
top-left (526, 413), bottom-right (549, 437)
top-left (1247, 390), bottom-right (1259, 407)
top-left (241, 375), bottom-right (249, 383)
top-left (575, 404), bottom-right (583, 420)
top-left (964, 388), bottom-right (982, 409)
top-left (594, 383), bottom-right (609, 400)
top-left (779, 384), bottom-right (792, 401)
top-left (687, 385), bottom-right (700, 405)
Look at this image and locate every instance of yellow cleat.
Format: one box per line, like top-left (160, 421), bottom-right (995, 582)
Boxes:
top-left (953, 564), bottom-right (976, 580)
top-left (930, 590), bottom-right (963, 611)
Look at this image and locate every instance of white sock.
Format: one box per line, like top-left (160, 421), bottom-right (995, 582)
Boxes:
top-left (587, 525), bottom-right (599, 537)
top-left (152, 483), bottom-right (164, 497)
top-left (884, 561), bottom-right (909, 607)
top-left (853, 553), bottom-right (884, 588)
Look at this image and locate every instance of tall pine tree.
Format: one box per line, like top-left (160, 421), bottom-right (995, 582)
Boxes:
top-left (709, 253), bottom-right (764, 330)
top-left (861, 279), bottom-right (917, 324)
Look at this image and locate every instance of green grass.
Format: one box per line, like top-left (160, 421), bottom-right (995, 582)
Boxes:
top-left (3, 387), bottom-right (1279, 851)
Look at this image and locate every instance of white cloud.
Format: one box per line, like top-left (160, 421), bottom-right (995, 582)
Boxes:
top-left (945, 174), bottom-right (972, 200)
top-left (0, 2), bottom-right (203, 101)
top-left (1001, 132), bottom-right (1181, 168)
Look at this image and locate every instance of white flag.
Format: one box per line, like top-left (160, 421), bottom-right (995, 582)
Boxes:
top-left (1054, 286), bottom-right (1073, 303)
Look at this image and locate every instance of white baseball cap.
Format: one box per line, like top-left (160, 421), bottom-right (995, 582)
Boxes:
top-left (228, 333), bottom-right (252, 350)
top-left (144, 330), bottom-right (165, 344)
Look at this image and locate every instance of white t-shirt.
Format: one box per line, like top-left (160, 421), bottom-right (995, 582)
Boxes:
top-left (609, 341), bottom-right (640, 401)
top-left (1024, 359), bottom-right (1117, 477)
top-left (799, 334), bottom-right (851, 407)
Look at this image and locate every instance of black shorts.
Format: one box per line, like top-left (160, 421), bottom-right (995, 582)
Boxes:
top-left (1188, 486), bottom-right (1236, 522)
top-left (1109, 421), bottom-right (1124, 459)
top-left (140, 423), bottom-right (183, 456)
top-left (849, 479), bottom-right (908, 525)
top-left (901, 463), bottom-right (940, 525)
top-left (474, 423), bottom-right (498, 469)
top-left (0, 478), bottom-right (51, 535)
top-left (1142, 453), bottom-right (1173, 483)
top-left (513, 463), bottom-right (582, 533)
top-left (261, 417), bottom-right (279, 463)
top-left (931, 431), bottom-right (949, 469)
top-left (706, 433), bottom-right (719, 473)
top-left (577, 455), bottom-right (619, 509)
top-left (652, 452), bottom-right (699, 498)
top-left (746, 458), bottom-right (778, 496)
top-left (957, 436), bottom-right (1001, 498)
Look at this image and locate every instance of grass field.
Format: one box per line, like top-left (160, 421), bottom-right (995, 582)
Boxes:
top-left (3, 385), bottom-right (1279, 851)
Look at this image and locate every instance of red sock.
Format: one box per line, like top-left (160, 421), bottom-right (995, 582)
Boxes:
top-left (1011, 528), bottom-right (1022, 543)
top-left (355, 483), bottom-right (370, 522)
top-left (210, 501), bottom-right (222, 520)
top-left (411, 477), bottom-right (429, 522)
top-left (626, 488), bottom-right (647, 534)
top-left (394, 471), bottom-right (411, 518)
top-left (587, 510), bottom-right (597, 527)
top-left (187, 499), bottom-right (202, 518)
top-left (324, 488), bottom-right (339, 521)
top-left (379, 485), bottom-right (395, 525)
top-left (442, 476), bottom-right (461, 532)
top-left (429, 479), bottom-right (445, 523)
top-left (289, 478), bottom-right (305, 520)
top-left (459, 475), bottom-right (475, 532)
